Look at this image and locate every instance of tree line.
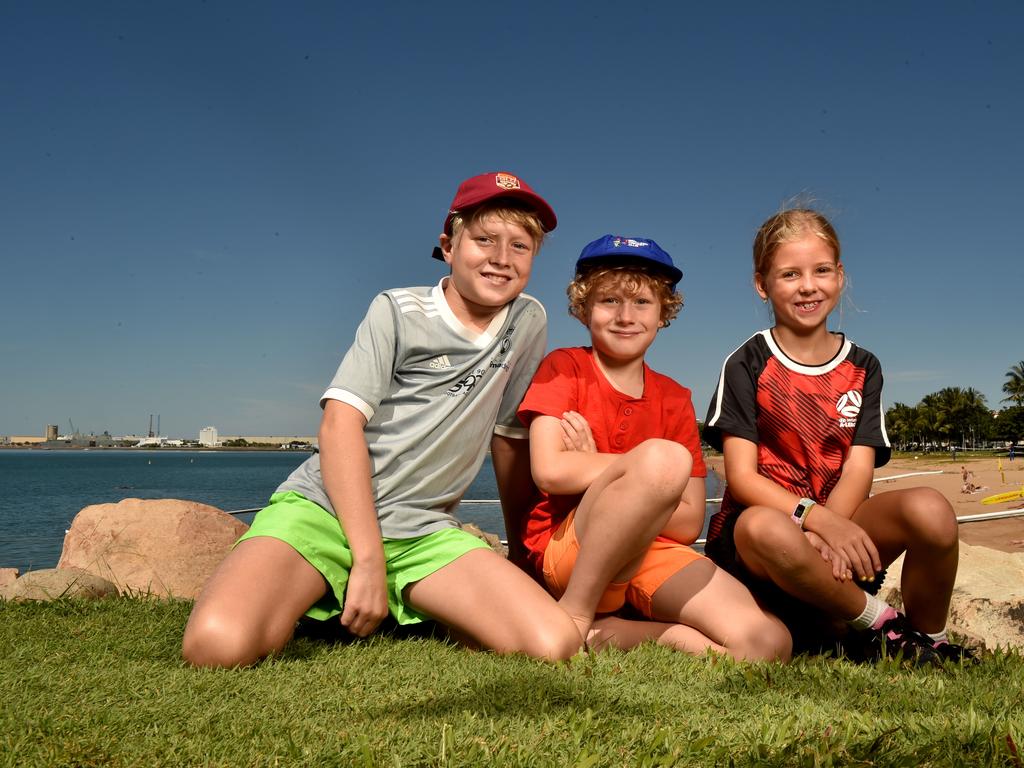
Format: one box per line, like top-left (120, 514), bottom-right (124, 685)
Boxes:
top-left (884, 361), bottom-right (1024, 451)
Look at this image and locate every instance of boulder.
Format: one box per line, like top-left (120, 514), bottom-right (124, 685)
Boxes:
top-left (0, 567), bottom-right (117, 602)
top-left (0, 568), bottom-right (18, 588)
top-left (462, 522), bottom-right (508, 558)
top-left (57, 498), bottom-right (248, 599)
top-left (880, 540), bottom-right (1024, 650)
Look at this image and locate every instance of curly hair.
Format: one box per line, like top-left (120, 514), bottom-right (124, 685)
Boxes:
top-left (567, 265), bottom-right (683, 327)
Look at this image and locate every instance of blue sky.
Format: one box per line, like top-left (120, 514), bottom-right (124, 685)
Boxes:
top-left (2, 2), bottom-right (1021, 438)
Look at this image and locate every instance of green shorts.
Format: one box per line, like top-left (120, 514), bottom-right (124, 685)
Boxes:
top-left (236, 491), bottom-right (489, 624)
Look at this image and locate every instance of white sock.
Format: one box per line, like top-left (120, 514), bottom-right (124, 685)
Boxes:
top-left (926, 629), bottom-right (948, 646)
top-left (848, 593), bottom-right (894, 630)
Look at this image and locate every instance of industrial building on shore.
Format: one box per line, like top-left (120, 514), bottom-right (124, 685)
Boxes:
top-left (1, 424), bottom-right (316, 450)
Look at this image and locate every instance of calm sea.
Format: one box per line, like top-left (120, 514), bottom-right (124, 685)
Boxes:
top-left (0, 449), bottom-right (720, 573)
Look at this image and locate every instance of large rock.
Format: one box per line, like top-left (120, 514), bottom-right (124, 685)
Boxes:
top-left (57, 498), bottom-right (248, 599)
top-left (0, 568), bottom-right (18, 588)
top-left (462, 522), bottom-right (508, 558)
top-left (880, 540), bottom-right (1024, 650)
top-left (0, 567), bottom-right (117, 601)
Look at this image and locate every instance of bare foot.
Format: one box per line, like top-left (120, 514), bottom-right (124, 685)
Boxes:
top-left (556, 599), bottom-right (593, 646)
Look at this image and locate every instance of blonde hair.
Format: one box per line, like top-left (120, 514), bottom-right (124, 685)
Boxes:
top-left (753, 208), bottom-right (841, 278)
top-left (449, 200), bottom-right (547, 250)
top-left (568, 265), bottom-right (683, 327)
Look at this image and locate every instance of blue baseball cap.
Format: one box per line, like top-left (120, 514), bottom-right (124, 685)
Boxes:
top-left (575, 235), bottom-right (682, 288)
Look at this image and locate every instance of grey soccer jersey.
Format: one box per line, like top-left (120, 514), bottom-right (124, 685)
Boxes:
top-left (278, 278), bottom-right (547, 539)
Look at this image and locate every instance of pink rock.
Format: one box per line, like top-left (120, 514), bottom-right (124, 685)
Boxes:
top-left (58, 498), bottom-right (248, 599)
top-left (0, 568), bottom-right (18, 588)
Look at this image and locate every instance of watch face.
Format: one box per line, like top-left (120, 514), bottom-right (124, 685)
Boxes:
top-left (794, 499), bottom-right (814, 522)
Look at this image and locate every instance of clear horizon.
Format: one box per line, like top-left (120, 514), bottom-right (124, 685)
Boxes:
top-left (4, 3), bottom-right (1021, 437)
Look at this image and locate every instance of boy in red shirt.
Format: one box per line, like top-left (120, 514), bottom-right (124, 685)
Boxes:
top-left (516, 235), bottom-right (790, 659)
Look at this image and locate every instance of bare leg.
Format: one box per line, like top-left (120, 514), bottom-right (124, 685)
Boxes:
top-left (559, 439), bottom-right (691, 639)
top-left (853, 487), bottom-right (958, 633)
top-left (404, 548), bottom-right (583, 660)
top-left (734, 506), bottom-right (871, 620)
top-left (182, 537), bottom-right (328, 668)
top-left (586, 615), bottom-right (727, 655)
top-left (648, 559), bottom-right (792, 661)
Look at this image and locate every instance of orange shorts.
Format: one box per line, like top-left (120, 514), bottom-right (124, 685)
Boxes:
top-left (541, 510), bottom-right (707, 618)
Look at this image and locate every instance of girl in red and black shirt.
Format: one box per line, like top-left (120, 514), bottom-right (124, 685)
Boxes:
top-left (704, 209), bottom-right (972, 663)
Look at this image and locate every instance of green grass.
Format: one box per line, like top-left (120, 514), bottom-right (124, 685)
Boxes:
top-left (2, 599), bottom-right (1022, 767)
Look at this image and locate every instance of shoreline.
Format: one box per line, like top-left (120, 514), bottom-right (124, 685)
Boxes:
top-left (703, 453), bottom-right (1024, 553)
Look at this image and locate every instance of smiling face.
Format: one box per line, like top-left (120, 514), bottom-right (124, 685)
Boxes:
top-left (755, 231), bottom-right (844, 334)
top-left (583, 273), bottom-right (663, 364)
top-left (438, 213), bottom-right (537, 330)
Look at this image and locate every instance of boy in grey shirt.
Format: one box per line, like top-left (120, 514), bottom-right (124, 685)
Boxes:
top-left (183, 172), bottom-right (583, 666)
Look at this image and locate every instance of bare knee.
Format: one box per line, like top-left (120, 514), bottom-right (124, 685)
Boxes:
top-left (728, 616), bottom-right (793, 663)
top-left (514, 616), bottom-right (583, 661)
top-left (902, 487), bottom-right (958, 549)
top-left (182, 609), bottom-right (289, 668)
top-left (734, 507), bottom-right (808, 570)
top-left (626, 440), bottom-right (692, 499)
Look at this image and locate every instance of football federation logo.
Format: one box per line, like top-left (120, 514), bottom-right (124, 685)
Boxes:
top-left (836, 390), bottom-right (862, 428)
top-left (495, 173), bottom-right (521, 190)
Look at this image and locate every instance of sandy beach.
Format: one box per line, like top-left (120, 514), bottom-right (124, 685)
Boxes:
top-left (704, 454), bottom-right (1024, 554)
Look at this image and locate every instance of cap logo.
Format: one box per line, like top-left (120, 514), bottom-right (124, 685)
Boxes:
top-left (495, 173), bottom-right (521, 190)
top-left (612, 237), bottom-right (649, 249)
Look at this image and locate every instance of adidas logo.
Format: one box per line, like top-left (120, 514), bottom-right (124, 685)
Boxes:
top-left (428, 355), bottom-right (452, 370)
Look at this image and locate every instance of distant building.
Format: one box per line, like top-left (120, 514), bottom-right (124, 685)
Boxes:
top-left (218, 435), bottom-right (318, 449)
top-left (9, 435), bottom-right (46, 445)
top-left (45, 425), bottom-right (58, 441)
top-left (199, 426), bottom-right (219, 447)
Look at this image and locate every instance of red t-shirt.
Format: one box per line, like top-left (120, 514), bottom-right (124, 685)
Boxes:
top-left (516, 347), bottom-right (707, 575)
top-left (703, 330), bottom-right (891, 543)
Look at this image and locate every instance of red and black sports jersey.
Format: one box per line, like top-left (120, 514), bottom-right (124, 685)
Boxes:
top-left (703, 330), bottom-right (891, 543)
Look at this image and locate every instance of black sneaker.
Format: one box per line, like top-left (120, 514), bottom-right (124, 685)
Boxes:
top-left (930, 639), bottom-right (979, 665)
top-left (861, 614), bottom-right (939, 666)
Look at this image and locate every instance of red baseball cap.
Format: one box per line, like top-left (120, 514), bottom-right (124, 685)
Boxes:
top-left (431, 171), bottom-right (557, 261)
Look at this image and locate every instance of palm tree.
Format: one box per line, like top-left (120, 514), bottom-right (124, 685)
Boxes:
top-left (1003, 361), bottom-right (1024, 406)
top-left (921, 387), bottom-right (989, 449)
top-left (885, 402), bottom-right (918, 450)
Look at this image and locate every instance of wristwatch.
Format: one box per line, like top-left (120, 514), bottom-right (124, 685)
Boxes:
top-left (791, 497), bottom-right (816, 529)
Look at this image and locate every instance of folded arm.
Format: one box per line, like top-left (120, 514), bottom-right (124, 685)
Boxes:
top-left (528, 414), bottom-right (618, 495)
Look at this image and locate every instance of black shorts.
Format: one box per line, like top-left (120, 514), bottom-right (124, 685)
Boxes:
top-left (706, 510), bottom-right (885, 657)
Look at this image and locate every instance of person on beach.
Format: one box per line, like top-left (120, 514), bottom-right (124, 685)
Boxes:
top-left (513, 235), bottom-right (791, 661)
top-left (182, 171), bottom-right (585, 666)
top-left (703, 208), bottom-right (973, 663)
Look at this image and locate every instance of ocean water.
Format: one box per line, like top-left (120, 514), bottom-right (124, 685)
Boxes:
top-left (0, 449), bottom-right (720, 573)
